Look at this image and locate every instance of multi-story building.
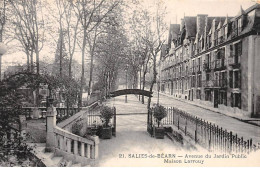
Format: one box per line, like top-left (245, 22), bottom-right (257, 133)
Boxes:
top-left (160, 4), bottom-right (260, 118)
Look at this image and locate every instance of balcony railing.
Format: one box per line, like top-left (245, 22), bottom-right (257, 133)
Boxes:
top-left (231, 27), bottom-right (242, 39)
top-left (228, 55), bottom-right (240, 67)
top-left (203, 62), bottom-right (213, 72)
top-left (213, 59), bottom-right (226, 70)
top-left (202, 78), bottom-right (228, 88)
top-left (197, 65), bottom-right (202, 73)
top-left (218, 35), bottom-right (226, 44)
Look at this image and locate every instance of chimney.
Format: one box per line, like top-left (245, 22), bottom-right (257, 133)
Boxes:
top-left (180, 18), bottom-right (184, 31)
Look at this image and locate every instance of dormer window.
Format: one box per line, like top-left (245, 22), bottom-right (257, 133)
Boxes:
top-left (231, 20), bottom-right (238, 38)
top-left (238, 17), bottom-right (242, 33)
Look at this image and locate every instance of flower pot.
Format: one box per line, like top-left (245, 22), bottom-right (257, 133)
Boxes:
top-left (154, 126), bottom-right (165, 139)
top-left (101, 126), bottom-right (112, 139)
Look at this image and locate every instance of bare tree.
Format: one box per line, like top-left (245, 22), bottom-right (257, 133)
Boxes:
top-left (10, 0), bottom-right (45, 74)
top-left (73, 0), bottom-right (120, 107)
top-left (145, 2), bottom-right (167, 109)
top-left (10, 0), bottom-right (45, 106)
top-left (0, 0), bottom-right (6, 42)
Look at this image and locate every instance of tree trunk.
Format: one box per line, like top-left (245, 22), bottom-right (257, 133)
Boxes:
top-left (79, 29), bottom-right (87, 108)
top-left (30, 50), bottom-right (34, 72)
top-left (88, 47), bottom-right (94, 95)
top-left (26, 50), bottom-right (30, 71)
top-left (148, 54), bottom-right (157, 109)
top-left (69, 54), bottom-right (72, 79)
top-left (59, 29), bottom-right (63, 78)
top-left (142, 72), bottom-right (146, 104)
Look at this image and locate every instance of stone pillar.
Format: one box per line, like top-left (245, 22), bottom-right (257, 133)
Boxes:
top-left (74, 140), bottom-right (78, 155)
top-left (90, 136), bottom-right (99, 159)
top-left (46, 104), bottom-right (57, 152)
top-left (81, 143), bottom-right (85, 157)
top-left (63, 136), bottom-right (67, 152)
top-left (59, 136), bottom-right (64, 150)
top-left (67, 139), bottom-right (71, 153)
top-left (86, 144), bottom-right (91, 158)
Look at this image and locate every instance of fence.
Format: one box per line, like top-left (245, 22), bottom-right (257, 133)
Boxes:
top-left (86, 106), bottom-right (116, 136)
top-left (152, 107), bottom-right (259, 153)
top-left (21, 107), bottom-right (80, 123)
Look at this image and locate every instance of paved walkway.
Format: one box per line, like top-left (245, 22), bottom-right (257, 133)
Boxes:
top-left (97, 95), bottom-right (190, 167)
top-left (143, 92), bottom-right (260, 145)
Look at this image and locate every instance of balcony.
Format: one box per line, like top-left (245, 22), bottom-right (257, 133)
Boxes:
top-left (190, 67), bottom-right (196, 75)
top-left (203, 62), bottom-right (212, 72)
top-left (231, 27), bottom-right (242, 39)
top-left (197, 79), bottom-right (202, 87)
top-left (213, 59), bottom-right (226, 71)
top-left (202, 78), bottom-right (228, 88)
top-left (228, 56), bottom-right (240, 68)
top-left (218, 36), bottom-right (226, 44)
top-left (197, 65), bottom-right (202, 73)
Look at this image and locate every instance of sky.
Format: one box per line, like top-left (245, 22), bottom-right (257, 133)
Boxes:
top-left (1, 0), bottom-right (258, 72)
top-left (164, 0), bottom-right (256, 24)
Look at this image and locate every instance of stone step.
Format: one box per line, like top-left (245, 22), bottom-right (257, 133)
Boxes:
top-left (51, 156), bottom-right (64, 167)
top-left (71, 163), bottom-right (82, 167)
top-left (66, 160), bottom-right (73, 167)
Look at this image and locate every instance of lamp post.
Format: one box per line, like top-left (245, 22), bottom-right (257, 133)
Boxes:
top-left (125, 64), bottom-right (128, 103)
top-left (0, 42), bottom-right (7, 81)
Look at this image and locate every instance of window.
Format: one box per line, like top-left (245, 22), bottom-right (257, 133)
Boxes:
top-left (202, 38), bottom-right (204, 49)
top-left (234, 70), bottom-right (241, 88)
top-left (206, 73), bottom-right (211, 81)
top-left (196, 89), bottom-right (201, 99)
top-left (197, 74), bottom-right (202, 87)
top-left (231, 93), bottom-right (241, 109)
top-left (205, 90), bottom-right (212, 102)
top-left (219, 91), bottom-right (227, 105)
top-left (238, 18), bottom-right (242, 31)
top-left (229, 70), bottom-right (233, 88)
top-left (198, 57), bottom-right (201, 72)
top-left (230, 44), bottom-right (233, 57)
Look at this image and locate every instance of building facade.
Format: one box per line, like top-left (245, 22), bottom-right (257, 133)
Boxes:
top-left (160, 4), bottom-right (260, 118)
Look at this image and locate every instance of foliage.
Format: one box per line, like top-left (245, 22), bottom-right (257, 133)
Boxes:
top-left (99, 106), bottom-right (114, 127)
top-left (153, 105), bottom-right (167, 127)
top-left (0, 72), bottom-right (47, 166)
top-left (71, 122), bottom-right (83, 136)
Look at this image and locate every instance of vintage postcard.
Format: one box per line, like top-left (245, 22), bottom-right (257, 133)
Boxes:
top-left (0, 0), bottom-right (260, 167)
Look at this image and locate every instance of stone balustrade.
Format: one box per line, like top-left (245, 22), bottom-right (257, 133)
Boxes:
top-left (54, 127), bottom-right (99, 160)
top-left (46, 103), bottom-right (99, 166)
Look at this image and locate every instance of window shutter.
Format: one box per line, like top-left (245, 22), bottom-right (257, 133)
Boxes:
top-left (230, 45), bottom-right (233, 57)
top-left (238, 70), bottom-right (241, 88)
top-left (231, 93), bottom-right (234, 107)
top-left (229, 71), bottom-right (233, 88)
top-left (238, 42), bottom-right (242, 56)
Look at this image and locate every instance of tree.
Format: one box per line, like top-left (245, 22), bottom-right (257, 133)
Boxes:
top-left (73, 0), bottom-right (120, 107)
top-left (0, 0), bottom-right (7, 42)
top-left (10, 0), bottom-right (45, 74)
top-left (130, 1), bottom-right (167, 108)
top-left (52, 30), bottom-right (68, 77)
top-left (129, 7), bottom-right (152, 104)
top-left (145, 1), bottom-right (167, 109)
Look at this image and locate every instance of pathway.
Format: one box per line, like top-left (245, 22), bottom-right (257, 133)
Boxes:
top-left (96, 95), bottom-right (189, 167)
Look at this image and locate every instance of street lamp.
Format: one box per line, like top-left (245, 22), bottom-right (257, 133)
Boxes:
top-left (0, 42), bottom-right (7, 81)
top-left (125, 64), bottom-right (128, 103)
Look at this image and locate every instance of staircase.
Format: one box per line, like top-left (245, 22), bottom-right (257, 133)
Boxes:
top-left (31, 143), bottom-right (92, 167)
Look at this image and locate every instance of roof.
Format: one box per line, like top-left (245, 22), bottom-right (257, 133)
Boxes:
top-left (184, 17), bottom-right (197, 37)
top-left (170, 24), bottom-right (180, 40)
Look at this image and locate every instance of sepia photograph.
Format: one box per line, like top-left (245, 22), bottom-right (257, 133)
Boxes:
top-left (0, 0), bottom-right (260, 167)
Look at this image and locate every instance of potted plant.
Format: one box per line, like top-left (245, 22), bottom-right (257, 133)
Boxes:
top-left (99, 106), bottom-right (114, 139)
top-left (153, 105), bottom-right (167, 139)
